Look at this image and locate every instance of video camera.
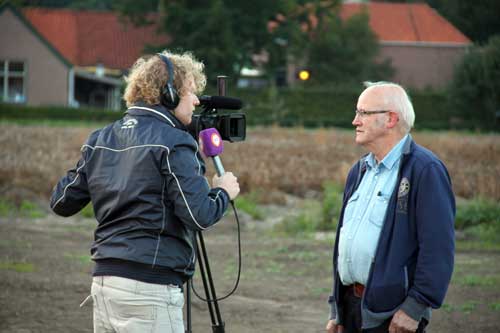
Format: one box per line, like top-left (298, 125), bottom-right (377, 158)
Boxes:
top-left (188, 95), bottom-right (246, 142)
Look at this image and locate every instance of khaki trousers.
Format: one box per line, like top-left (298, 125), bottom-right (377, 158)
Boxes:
top-left (91, 276), bottom-right (184, 333)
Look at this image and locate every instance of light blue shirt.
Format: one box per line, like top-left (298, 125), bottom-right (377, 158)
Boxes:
top-left (338, 135), bottom-right (409, 285)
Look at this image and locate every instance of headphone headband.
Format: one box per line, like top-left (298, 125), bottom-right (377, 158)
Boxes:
top-left (157, 53), bottom-right (179, 109)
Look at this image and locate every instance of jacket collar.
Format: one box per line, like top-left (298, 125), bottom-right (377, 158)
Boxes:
top-left (125, 102), bottom-right (186, 129)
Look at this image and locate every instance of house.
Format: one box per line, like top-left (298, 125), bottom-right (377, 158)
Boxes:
top-left (0, 2), bottom-right (471, 110)
top-left (340, 1), bottom-right (471, 89)
top-left (0, 3), bottom-right (167, 109)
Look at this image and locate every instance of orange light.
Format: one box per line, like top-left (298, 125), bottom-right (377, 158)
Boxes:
top-left (298, 70), bottom-right (310, 81)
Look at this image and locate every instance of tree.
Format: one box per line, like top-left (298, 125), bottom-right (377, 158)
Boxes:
top-left (449, 35), bottom-right (500, 129)
top-left (306, 9), bottom-right (393, 85)
top-left (112, 0), bottom-right (296, 84)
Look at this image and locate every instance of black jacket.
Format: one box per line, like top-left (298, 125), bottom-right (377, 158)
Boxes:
top-left (50, 104), bottom-right (230, 280)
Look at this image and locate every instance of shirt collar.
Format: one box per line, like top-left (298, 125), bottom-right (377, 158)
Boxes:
top-left (366, 134), bottom-right (410, 170)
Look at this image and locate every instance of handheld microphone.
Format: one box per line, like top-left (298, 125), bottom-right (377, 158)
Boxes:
top-left (198, 95), bottom-right (243, 110)
top-left (199, 128), bottom-right (225, 176)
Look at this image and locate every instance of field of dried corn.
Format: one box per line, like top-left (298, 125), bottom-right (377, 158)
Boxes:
top-left (0, 124), bottom-right (499, 204)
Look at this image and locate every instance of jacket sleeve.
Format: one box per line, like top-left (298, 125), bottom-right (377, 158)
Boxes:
top-left (163, 141), bottom-right (230, 231)
top-left (402, 161), bottom-right (455, 320)
top-left (50, 147), bottom-right (91, 217)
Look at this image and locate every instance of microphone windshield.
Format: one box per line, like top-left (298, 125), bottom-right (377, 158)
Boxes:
top-left (198, 95), bottom-right (243, 110)
top-left (199, 128), bottom-right (224, 157)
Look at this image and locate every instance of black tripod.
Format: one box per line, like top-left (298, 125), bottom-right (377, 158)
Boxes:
top-left (186, 231), bottom-right (225, 333)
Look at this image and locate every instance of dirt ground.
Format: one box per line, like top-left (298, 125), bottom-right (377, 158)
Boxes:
top-left (1, 209), bottom-right (499, 333)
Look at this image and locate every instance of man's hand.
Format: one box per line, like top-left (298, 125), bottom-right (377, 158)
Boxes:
top-left (389, 309), bottom-right (418, 333)
top-left (326, 319), bottom-right (344, 333)
top-left (213, 172), bottom-right (240, 200)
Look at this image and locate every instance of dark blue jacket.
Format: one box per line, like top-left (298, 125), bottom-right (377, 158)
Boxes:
top-left (329, 137), bottom-right (455, 329)
top-left (50, 104), bottom-right (230, 281)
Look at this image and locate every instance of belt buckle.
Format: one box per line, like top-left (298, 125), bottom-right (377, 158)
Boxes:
top-left (353, 283), bottom-right (364, 298)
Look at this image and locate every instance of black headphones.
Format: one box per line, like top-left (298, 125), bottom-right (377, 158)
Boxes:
top-left (157, 53), bottom-right (180, 109)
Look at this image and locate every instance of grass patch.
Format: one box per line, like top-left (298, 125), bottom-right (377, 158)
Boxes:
top-left (234, 192), bottom-right (264, 220)
top-left (287, 251), bottom-right (320, 261)
top-left (454, 274), bottom-right (500, 287)
top-left (264, 260), bottom-right (286, 274)
top-left (64, 253), bottom-right (92, 264)
top-left (80, 203), bottom-right (95, 219)
top-left (274, 182), bottom-right (343, 235)
top-left (0, 261), bottom-right (35, 272)
top-left (458, 301), bottom-right (479, 314)
top-left (19, 200), bottom-right (45, 218)
top-left (456, 197), bottom-right (500, 230)
top-left (0, 199), bottom-right (16, 217)
top-left (441, 301), bottom-right (481, 314)
top-left (275, 200), bottom-right (322, 235)
top-left (489, 302), bottom-right (500, 311)
top-left (456, 239), bottom-right (500, 252)
top-left (0, 198), bottom-right (45, 218)
top-left (318, 182), bottom-right (343, 231)
top-left (310, 286), bottom-right (331, 297)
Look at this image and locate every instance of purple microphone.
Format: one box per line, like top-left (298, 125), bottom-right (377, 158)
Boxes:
top-left (199, 128), bottom-right (225, 176)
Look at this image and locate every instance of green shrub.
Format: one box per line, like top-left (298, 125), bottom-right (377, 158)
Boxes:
top-left (0, 199), bottom-right (16, 217)
top-left (235, 86), bottom-right (457, 130)
top-left (449, 35), bottom-right (500, 131)
top-left (276, 182), bottom-right (344, 234)
top-left (19, 200), bottom-right (45, 218)
top-left (318, 182), bottom-right (343, 231)
top-left (455, 197), bottom-right (500, 230)
top-left (0, 103), bottom-right (121, 123)
top-left (80, 203), bottom-right (95, 219)
top-left (276, 200), bottom-right (322, 235)
top-left (234, 192), bottom-right (264, 220)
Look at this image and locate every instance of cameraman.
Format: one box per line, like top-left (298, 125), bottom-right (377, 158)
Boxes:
top-left (50, 50), bottom-right (239, 333)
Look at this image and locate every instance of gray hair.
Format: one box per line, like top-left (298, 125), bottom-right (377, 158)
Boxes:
top-left (363, 81), bottom-right (415, 132)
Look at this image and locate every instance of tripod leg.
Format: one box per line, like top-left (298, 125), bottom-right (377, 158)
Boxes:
top-left (186, 279), bottom-right (192, 333)
top-left (196, 234), bottom-right (217, 326)
top-left (197, 232), bottom-right (225, 332)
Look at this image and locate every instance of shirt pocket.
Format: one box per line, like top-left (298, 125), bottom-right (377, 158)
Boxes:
top-left (343, 192), bottom-right (360, 224)
top-left (368, 194), bottom-right (390, 227)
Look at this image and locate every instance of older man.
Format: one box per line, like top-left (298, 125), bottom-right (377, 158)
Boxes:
top-left (326, 82), bottom-right (455, 333)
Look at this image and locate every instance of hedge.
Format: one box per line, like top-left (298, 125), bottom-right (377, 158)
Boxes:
top-left (233, 87), bottom-right (454, 130)
top-left (0, 87), bottom-right (482, 130)
top-left (0, 103), bottom-right (121, 122)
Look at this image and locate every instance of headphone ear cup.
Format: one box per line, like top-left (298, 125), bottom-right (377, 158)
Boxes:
top-left (157, 53), bottom-right (180, 110)
top-left (161, 83), bottom-right (179, 109)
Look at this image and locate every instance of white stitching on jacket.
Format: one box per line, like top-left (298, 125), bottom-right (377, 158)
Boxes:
top-left (127, 106), bottom-right (176, 127)
top-left (83, 144), bottom-right (208, 231)
top-left (52, 159), bottom-right (87, 209)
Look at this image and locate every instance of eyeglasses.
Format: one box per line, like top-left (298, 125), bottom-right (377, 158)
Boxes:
top-left (354, 109), bottom-right (391, 118)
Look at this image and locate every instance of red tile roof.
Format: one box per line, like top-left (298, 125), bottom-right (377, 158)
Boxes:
top-left (340, 2), bottom-right (470, 44)
top-left (23, 7), bottom-right (169, 70)
top-left (20, 2), bottom-right (469, 71)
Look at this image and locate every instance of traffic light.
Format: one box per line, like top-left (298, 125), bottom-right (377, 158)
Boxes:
top-left (297, 69), bottom-right (310, 81)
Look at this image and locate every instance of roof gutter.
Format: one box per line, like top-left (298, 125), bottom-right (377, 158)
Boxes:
top-left (380, 40), bottom-right (471, 48)
top-left (74, 67), bottom-right (123, 86)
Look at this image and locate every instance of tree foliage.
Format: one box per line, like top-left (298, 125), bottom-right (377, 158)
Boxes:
top-left (449, 35), bottom-right (500, 129)
top-left (306, 10), bottom-right (392, 85)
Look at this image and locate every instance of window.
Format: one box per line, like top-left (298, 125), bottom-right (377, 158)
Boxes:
top-left (1, 60), bottom-right (26, 103)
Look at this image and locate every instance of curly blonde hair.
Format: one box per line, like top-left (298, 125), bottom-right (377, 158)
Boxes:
top-left (123, 50), bottom-right (207, 107)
